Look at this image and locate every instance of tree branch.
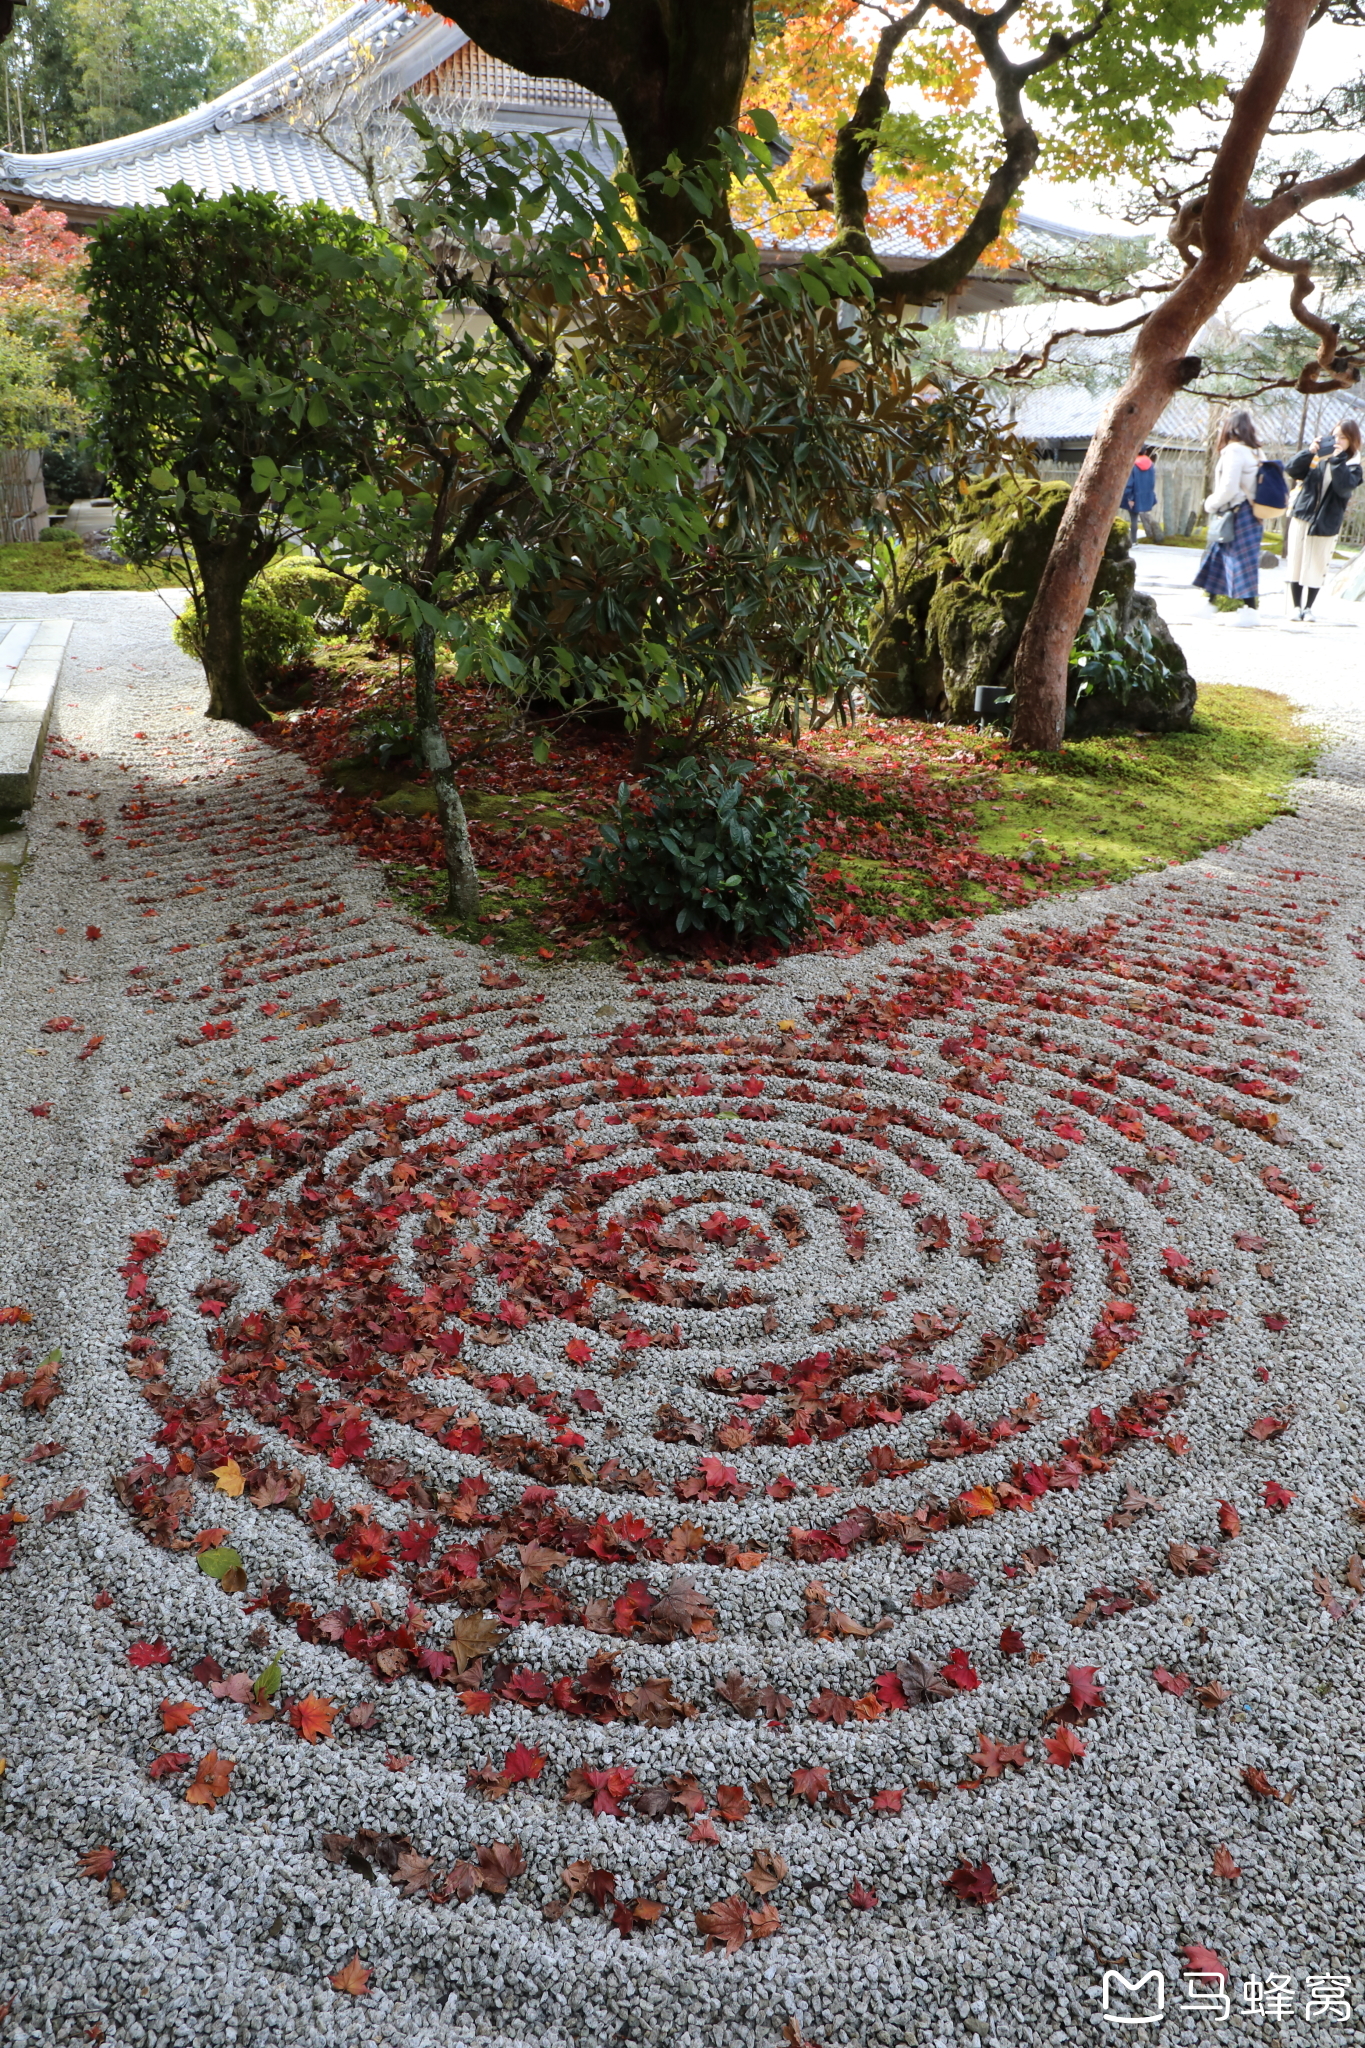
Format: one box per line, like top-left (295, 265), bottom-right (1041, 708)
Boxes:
top-left (424, 0), bottom-right (623, 103)
top-left (826, 4), bottom-right (931, 260)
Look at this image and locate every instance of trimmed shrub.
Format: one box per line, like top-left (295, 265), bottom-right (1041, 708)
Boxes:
top-left (173, 582), bottom-right (314, 689)
top-left (583, 757), bottom-right (813, 947)
top-left (258, 556), bottom-right (349, 631)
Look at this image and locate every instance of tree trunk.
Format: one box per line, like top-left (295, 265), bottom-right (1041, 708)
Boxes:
top-left (195, 545), bottom-right (267, 725)
top-left (413, 621), bottom-right (480, 917)
top-left (432, 0), bottom-right (753, 247)
top-left (1009, 365), bottom-right (1178, 750)
top-left (1010, 0), bottom-right (1348, 752)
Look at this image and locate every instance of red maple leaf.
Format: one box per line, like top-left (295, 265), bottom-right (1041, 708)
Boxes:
top-left (790, 1766), bottom-right (830, 1806)
top-left (149, 1752), bottom-right (191, 1779)
top-left (77, 1848), bottom-right (116, 1879)
top-left (940, 1647), bottom-right (980, 1691)
top-left (998, 1626), bottom-right (1026, 1655)
top-left (1217, 1500), bottom-right (1241, 1538)
top-left (870, 1787), bottom-right (903, 1812)
top-left (127, 1640), bottom-right (172, 1668)
top-left (1153, 1667), bottom-right (1191, 1697)
top-left (564, 1338), bottom-right (593, 1365)
top-left (1180, 1944), bottom-right (1228, 1983)
top-left (501, 1743), bottom-right (546, 1785)
top-left (941, 1860), bottom-right (998, 1905)
top-left (1263, 1480), bottom-right (1295, 1510)
top-left (847, 1881), bottom-right (878, 1910)
top-left (1043, 1725), bottom-right (1085, 1769)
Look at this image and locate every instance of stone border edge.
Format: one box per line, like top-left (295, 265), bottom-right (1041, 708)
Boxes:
top-left (0, 619), bottom-right (74, 810)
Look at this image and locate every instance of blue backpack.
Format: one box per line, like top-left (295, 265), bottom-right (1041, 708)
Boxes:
top-left (1253, 458), bottom-right (1289, 514)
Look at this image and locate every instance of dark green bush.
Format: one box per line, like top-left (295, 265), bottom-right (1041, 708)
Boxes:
top-left (583, 757), bottom-right (813, 947)
top-left (1067, 598), bottom-right (1182, 718)
top-left (173, 582), bottom-right (314, 688)
top-left (351, 708), bottom-right (419, 768)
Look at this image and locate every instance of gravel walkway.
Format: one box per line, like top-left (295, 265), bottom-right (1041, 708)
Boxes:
top-left (1, 591), bottom-right (1363, 2048)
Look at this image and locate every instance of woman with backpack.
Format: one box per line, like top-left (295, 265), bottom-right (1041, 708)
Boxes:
top-left (1284, 419), bottom-right (1363, 621)
top-left (1194, 410), bottom-right (1263, 622)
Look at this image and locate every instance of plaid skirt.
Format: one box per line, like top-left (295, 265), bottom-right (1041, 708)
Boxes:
top-left (1193, 501), bottom-right (1261, 601)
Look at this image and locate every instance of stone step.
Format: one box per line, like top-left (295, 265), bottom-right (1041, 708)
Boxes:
top-left (0, 618), bottom-right (73, 809)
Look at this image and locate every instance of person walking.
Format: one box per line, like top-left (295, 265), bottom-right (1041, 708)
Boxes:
top-left (1284, 418), bottom-right (1363, 622)
top-left (1194, 410), bottom-right (1262, 623)
top-left (1120, 446), bottom-right (1161, 539)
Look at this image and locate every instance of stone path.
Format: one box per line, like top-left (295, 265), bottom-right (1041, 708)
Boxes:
top-left (0, 591), bottom-right (1364, 2048)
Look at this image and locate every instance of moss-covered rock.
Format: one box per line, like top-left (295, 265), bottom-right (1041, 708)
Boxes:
top-left (867, 476), bottom-right (1194, 734)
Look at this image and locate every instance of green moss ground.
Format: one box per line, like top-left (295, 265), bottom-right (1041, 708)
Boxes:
top-left (972, 685), bottom-right (1318, 882)
top-left (0, 541), bottom-right (185, 594)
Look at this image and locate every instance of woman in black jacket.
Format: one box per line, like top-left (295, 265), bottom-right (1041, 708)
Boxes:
top-left (1285, 419), bottom-right (1363, 621)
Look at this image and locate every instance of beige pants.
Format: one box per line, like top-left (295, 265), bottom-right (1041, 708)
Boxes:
top-left (1285, 517), bottom-right (1333, 592)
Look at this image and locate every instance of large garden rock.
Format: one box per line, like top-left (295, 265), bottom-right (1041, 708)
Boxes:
top-left (867, 476), bottom-right (1195, 735)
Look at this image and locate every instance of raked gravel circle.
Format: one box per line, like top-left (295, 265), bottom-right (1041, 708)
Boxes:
top-left (1, 593), bottom-right (1365, 2048)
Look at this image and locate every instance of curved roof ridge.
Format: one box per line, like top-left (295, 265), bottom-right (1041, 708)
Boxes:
top-left (0, 0), bottom-right (419, 177)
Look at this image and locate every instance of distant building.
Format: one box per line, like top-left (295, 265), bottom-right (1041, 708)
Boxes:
top-left (0, 0), bottom-right (1097, 317)
top-left (1009, 382), bottom-right (1359, 536)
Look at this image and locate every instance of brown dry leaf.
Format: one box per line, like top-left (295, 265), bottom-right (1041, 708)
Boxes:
top-left (450, 1614), bottom-right (507, 1673)
top-left (184, 1750), bottom-right (235, 1811)
top-left (715, 1783), bottom-right (750, 1824)
top-left (561, 1859), bottom-right (594, 1898)
top-left (695, 1895), bottom-right (751, 1954)
top-left (650, 1574), bottom-right (717, 1639)
top-left (1242, 1766), bottom-right (1282, 1801)
top-left (1345, 1554), bottom-right (1365, 1593)
top-left (746, 1848), bottom-right (788, 1897)
top-left (713, 1670), bottom-right (760, 1719)
top-left (329, 1955), bottom-right (371, 1996)
top-left (77, 1848), bottom-right (116, 1880)
top-left (1194, 1680), bottom-right (1232, 1709)
top-left (749, 1901), bottom-right (781, 1941)
top-left (1212, 1845), bottom-right (1241, 1881)
top-left (393, 1850), bottom-right (434, 1897)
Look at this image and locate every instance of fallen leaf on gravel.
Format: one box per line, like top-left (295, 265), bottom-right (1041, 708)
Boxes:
top-left (127, 1640), bottom-right (171, 1668)
top-left (1241, 1766), bottom-right (1282, 1801)
top-left (998, 1626), bottom-right (1026, 1655)
top-left (1181, 1944), bottom-right (1228, 1983)
top-left (384, 1753), bottom-right (412, 1772)
top-left (749, 1901), bottom-right (781, 1941)
top-left (941, 1860), bottom-right (998, 1905)
top-left (77, 1849), bottom-right (115, 1879)
top-left (1217, 1501), bottom-right (1242, 1538)
top-left (159, 1701), bottom-right (198, 1733)
top-left (1212, 1845), bottom-right (1240, 1881)
top-left (1263, 1480), bottom-right (1295, 1510)
top-left (28, 1103), bottom-right (51, 1117)
top-left (1244, 1415), bottom-right (1289, 1442)
top-left (695, 1897), bottom-right (754, 1953)
top-left (870, 1787), bottom-right (904, 1812)
top-left (715, 1784), bottom-right (750, 1823)
top-left (40, 1017), bottom-right (75, 1033)
top-left (790, 1766), bottom-right (830, 1806)
top-left (962, 1731), bottom-right (1029, 1783)
top-left (0, 1307), bottom-right (31, 1326)
top-left (149, 1752), bottom-right (190, 1779)
top-left (1043, 1725), bottom-right (1086, 1769)
top-left (1193, 1681), bottom-right (1231, 1709)
top-left (847, 1881), bottom-right (878, 1910)
top-left (184, 1751), bottom-right (235, 1810)
top-left (1345, 1554), bottom-right (1365, 1593)
top-left (26, 1441), bottom-right (65, 1463)
top-left (393, 1850), bottom-right (434, 1895)
top-left (687, 1815), bottom-right (721, 1844)
top-left (21, 1352), bottom-right (62, 1411)
top-left (471, 1841), bottom-right (525, 1897)
top-left (1153, 1668), bottom-right (1191, 1697)
top-left (329, 1957), bottom-right (371, 1996)
top-left (1261, 1313), bottom-right (1288, 1332)
top-left (940, 1647), bottom-right (980, 1691)
top-left (289, 1694), bottom-right (336, 1744)
top-left (42, 1488), bottom-right (87, 1521)
top-left (450, 1614), bottom-right (507, 1671)
top-left (210, 1672), bottom-right (254, 1704)
top-left (210, 1458), bottom-right (244, 1496)
top-left (714, 1670), bottom-right (760, 1718)
top-left (93, 1591), bottom-right (113, 1609)
top-left (746, 1848), bottom-right (788, 1896)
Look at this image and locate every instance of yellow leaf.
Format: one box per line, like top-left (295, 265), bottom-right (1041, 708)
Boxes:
top-left (211, 1458), bottom-right (244, 1497)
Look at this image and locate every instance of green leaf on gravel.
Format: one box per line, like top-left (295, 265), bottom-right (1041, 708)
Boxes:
top-left (197, 1546), bottom-right (244, 1581)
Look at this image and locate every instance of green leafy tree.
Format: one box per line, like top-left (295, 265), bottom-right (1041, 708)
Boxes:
top-left (84, 183), bottom-right (419, 723)
top-left (240, 126), bottom-right (1001, 917)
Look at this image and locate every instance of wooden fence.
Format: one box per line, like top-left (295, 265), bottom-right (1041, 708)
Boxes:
top-left (0, 449), bottom-right (49, 545)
